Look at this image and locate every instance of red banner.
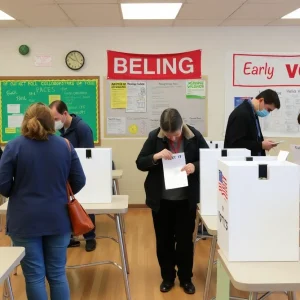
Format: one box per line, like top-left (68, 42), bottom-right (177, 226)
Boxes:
top-left (107, 50), bottom-right (201, 80)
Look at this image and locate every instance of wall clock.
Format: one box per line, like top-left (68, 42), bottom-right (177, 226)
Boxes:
top-left (65, 50), bottom-right (85, 71)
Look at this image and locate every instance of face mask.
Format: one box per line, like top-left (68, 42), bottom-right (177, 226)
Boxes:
top-left (55, 120), bottom-right (64, 130)
top-left (256, 109), bottom-right (269, 118)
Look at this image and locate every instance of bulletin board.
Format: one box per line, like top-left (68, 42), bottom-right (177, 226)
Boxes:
top-left (225, 52), bottom-right (300, 138)
top-left (104, 76), bottom-right (208, 137)
top-left (0, 77), bottom-right (100, 144)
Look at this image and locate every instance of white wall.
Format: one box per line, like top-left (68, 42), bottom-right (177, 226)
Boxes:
top-left (1, 26), bottom-right (299, 203)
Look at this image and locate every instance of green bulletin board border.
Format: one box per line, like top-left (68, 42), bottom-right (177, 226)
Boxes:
top-left (0, 76), bottom-right (101, 145)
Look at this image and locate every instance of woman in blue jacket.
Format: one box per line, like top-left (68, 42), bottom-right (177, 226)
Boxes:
top-left (0, 103), bottom-right (86, 300)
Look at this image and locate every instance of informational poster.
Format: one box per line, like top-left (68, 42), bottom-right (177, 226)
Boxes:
top-left (105, 78), bottom-right (208, 137)
top-left (234, 97), bottom-right (251, 108)
top-left (225, 52), bottom-right (300, 137)
top-left (186, 80), bottom-right (206, 99)
top-left (110, 82), bottom-right (127, 109)
top-left (107, 117), bottom-right (126, 134)
top-left (126, 82), bottom-right (147, 113)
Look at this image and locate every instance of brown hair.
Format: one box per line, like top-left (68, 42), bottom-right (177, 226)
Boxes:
top-left (49, 100), bottom-right (68, 114)
top-left (160, 108), bottom-right (183, 132)
top-left (298, 113), bottom-right (300, 125)
top-left (21, 103), bottom-right (55, 140)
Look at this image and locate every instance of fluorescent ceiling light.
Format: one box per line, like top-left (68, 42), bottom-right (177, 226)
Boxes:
top-left (121, 3), bottom-right (182, 20)
top-left (282, 8), bottom-right (300, 19)
top-left (0, 10), bottom-right (14, 20)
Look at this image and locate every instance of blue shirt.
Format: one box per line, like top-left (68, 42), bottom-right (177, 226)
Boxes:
top-left (0, 135), bottom-right (86, 237)
top-left (248, 100), bottom-right (262, 156)
top-left (59, 114), bottom-right (94, 148)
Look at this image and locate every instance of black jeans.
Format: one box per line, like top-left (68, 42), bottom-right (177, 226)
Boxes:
top-left (152, 199), bottom-right (196, 283)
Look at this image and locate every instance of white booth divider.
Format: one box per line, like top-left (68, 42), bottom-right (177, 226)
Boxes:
top-left (200, 149), bottom-right (250, 216)
top-left (205, 140), bottom-right (224, 149)
top-left (75, 148), bottom-right (112, 204)
top-left (217, 160), bottom-right (299, 262)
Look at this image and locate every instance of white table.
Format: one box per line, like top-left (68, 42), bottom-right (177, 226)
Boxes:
top-left (0, 247), bottom-right (25, 300)
top-left (199, 211), bottom-right (218, 300)
top-left (0, 195), bottom-right (131, 300)
top-left (217, 249), bottom-right (300, 300)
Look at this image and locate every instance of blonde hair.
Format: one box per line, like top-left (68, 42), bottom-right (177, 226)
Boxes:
top-left (21, 103), bottom-right (55, 140)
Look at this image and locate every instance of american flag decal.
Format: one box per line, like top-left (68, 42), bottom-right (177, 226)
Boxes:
top-left (219, 170), bottom-right (228, 201)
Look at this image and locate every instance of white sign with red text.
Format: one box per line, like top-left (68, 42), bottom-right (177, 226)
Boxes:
top-left (233, 54), bottom-right (300, 87)
top-left (225, 52), bottom-right (300, 137)
top-left (107, 50), bottom-right (202, 80)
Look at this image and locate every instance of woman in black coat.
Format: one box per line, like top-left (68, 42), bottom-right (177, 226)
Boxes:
top-left (136, 108), bottom-right (208, 294)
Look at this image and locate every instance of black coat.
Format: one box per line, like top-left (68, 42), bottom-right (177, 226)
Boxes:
top-left (224, 101), bottom-right (265, 156)
top-left (136, 124), bottom-right (209, 211)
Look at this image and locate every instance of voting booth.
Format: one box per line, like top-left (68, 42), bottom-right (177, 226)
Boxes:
top-left (75, 148), bottom-right (112, 204)
top-left (217, 160), bottom-right (299, 262)
top-left (205, 140), bottom-right (224, 149)
top-left (200, 149), bottom-right (250, 216)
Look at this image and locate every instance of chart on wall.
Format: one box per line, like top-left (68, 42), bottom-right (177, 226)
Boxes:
top-left (0, 77), bottom-right (100, 144)
top-left (105, 78), bottom-right (208, 137)
top-left (225, 52), bottom-right (300, 137)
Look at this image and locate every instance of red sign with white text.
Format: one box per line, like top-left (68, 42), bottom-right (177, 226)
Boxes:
top-left (233, 53), bottom-right (300, 87)
top-left (107, 50), bottom-right (202, 80)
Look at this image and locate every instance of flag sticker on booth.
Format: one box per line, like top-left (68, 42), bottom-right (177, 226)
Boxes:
top-left (218, 170), bottom-right (228, 201)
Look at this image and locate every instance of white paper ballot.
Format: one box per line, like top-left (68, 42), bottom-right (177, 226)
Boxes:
top-left (162, 152), bottom-right (188, 190)
top-left (277, 150), bottom-right (289, 162)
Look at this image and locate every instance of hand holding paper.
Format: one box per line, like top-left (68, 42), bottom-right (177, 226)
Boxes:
top-left (162, 152), bottom-right (188, 190)
top-left (181, 163), bottom-right (195, 176)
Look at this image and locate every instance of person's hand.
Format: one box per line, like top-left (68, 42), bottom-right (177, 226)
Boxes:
top-left (181, 163), bottom-right (195, 175)
top-left (262, 140), bottom-right (276, 151)
top-left (153, 149), bottom-right (173, 161)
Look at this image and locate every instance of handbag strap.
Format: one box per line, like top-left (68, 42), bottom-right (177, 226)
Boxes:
top-left (64, 138), bottom-right (75, 203)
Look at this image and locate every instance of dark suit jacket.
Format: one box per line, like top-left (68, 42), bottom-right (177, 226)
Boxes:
top-left (136, 124), bottom-right (209, 211)
top-left (224, 101), bottom-right (265, 156)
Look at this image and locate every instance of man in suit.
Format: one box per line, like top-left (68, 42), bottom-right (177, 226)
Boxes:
top-left (224, 89), bottom-right (280, 156)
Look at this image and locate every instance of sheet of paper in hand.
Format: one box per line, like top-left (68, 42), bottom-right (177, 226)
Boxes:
top-left (162, 152), bottom-right (188, 190)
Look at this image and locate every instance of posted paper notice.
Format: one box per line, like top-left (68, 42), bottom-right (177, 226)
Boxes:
top-left (162, 153), bottom-right (188, 190)
top-left (186, 80), bottom-right (206, 99)
top-left (8, 114), bottom-right (24, 128)
top-left (290, 145), bottom-right (300, 165)
top-left (110, 82), bottom-right (127, 109)
top-left (107, 117), bottom-right (126, 135)
top-left (126, 82), bottom-right (147, 113)
top-left (7, 104), bottom-right (20, 114)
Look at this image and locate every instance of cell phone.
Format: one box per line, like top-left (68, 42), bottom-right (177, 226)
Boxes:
top-left (272, 140), bottom-right (284, 145)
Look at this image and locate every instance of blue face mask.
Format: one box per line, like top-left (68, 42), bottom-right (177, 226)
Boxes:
top-left (256, 109), bottom-right (269, 118)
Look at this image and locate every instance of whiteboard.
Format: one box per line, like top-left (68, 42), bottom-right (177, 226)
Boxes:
top-left (75, 148), bottom-right (112, 204)
top-left (224, 52), bottom-right (300, 138)
top-left (105, 77), bottom-right (208, 137)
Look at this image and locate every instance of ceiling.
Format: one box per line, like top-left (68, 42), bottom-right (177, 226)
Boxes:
top-left (0, 0), bottom-right (300, 28)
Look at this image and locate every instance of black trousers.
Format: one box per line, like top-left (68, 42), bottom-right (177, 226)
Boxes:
top-left (152, 199), bottom-right (196, 283)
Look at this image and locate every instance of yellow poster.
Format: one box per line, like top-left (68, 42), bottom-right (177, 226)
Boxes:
top-left (110, 82), bottom-right (127, 109)
top-left (49, 95), bottom-right (61, 104)
top-left (129, 124), bottom-right (138, 134)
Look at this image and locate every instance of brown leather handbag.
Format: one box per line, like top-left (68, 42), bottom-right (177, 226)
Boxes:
top-left (65, 138), bottom-right (94, 236)
top-left (67, 182), bottom-right (95, 236)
